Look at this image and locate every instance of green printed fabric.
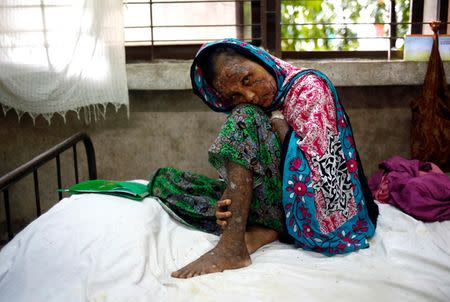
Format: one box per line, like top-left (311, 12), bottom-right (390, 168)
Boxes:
top-left (149, 104), bottom-right (285, 235)
top-left (62, 179), bottom-right (149, 201)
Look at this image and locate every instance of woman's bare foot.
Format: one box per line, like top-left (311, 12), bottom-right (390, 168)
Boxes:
top-left (245, 226), bottom-right (278, 254)
top-left (171, 242), bottom-right (251, 279)
top-left (172, 162), bottom-right (254, 279)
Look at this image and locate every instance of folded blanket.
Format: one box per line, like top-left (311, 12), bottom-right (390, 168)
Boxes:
top-left (369, 156), bottom-right (450, 222)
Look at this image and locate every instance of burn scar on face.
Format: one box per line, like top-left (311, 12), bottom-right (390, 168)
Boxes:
top-left (213, 56), bottom-right (248, 99)
top-left (211, 54), bottom-right (277, 108)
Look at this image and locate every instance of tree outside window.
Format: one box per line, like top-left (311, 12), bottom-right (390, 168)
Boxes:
top-left (281, 0), bottom-right (411, 52)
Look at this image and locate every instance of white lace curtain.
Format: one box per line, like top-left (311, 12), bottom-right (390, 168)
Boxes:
top-left (0, 0), bottom-right (129, 124)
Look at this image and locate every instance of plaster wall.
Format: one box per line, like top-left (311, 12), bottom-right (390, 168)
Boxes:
top-left (0, 85), bottom-right (417, 240)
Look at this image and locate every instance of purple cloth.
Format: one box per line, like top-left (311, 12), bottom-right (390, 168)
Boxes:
top-left (369, 156), bottom-right (450, 222)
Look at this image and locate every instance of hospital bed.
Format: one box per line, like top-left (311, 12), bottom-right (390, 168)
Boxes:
top-left (0, 133), bottom-right (449, 302)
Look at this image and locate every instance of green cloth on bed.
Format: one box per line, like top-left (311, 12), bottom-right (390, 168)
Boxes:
top-left (60, 179), bottom-right (150, 201)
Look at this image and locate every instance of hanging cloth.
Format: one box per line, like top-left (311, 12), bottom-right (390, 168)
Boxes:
top-left (0, 0), bottom-right (129, 124)
top-left (411, 21), bottom-right (450, 171)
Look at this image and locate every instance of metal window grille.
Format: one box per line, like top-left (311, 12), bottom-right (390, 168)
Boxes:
top-left (123, 0), bottom-right (267, 60)
top-left (123, 0), bottom-right (449, 60)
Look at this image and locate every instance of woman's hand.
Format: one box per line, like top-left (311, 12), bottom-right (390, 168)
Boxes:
top-left (269, 110), bottom-right (289, 144)
top-left (215, 199), bottom-right (233, 228)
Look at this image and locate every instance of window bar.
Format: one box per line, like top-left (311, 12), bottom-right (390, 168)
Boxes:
top-left (3, 189), bottom-right (13, 240)
top-left (127, 23), bottom-right (257, 28)
top-left (129, 38), bottom-right (263, 42)
top-left (56, 154), bottom-right (62, 200)
top-left (273, 0), bottom-right (281, 57)
top-left (439, 0), bottom-right (449, 34)
top-left (143, 0), bottom-right (259, 3)
top-left (260, 0), bottom-right (267, 49)
top-left (251, 0), bottom-right (261, 46)
top-left (150, 0), bottom-right (154, 60)
top-left (282, 22), bottom-right (419, 26)
top-left (280, 37), bottom-right (403, 40)
top-left (33, 170), bottom-right (41, 217)
top-left (236, 0), bottom-right (244, 39)
top-left (411, 0), bottom-right (424, 34)
top-left (72, 145), bottom-right (79, 184)
top-left (265, 0), bottom-right (280, 56)
top-left (388, 0), bottom-right (397, 60)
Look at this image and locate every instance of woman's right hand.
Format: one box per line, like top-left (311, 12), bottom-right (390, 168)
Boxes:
top-left (269, 111), bottom-right (289, 144)
top-left (215, 199), bottom-right (232, 228)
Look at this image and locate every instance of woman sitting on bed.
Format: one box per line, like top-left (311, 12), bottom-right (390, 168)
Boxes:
top-left (149, 38), bottom-right (379, 279)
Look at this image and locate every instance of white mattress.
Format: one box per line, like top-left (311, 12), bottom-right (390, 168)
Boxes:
top-left (1, 181), bottom-right (449, 302)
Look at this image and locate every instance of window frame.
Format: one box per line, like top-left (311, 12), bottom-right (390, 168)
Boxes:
top-left (124, 0), bottom-right (448, 62)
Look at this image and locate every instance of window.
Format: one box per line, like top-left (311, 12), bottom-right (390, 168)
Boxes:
top-left (123, 0), bottom-right (250, 45)
top-left (123, 0), bottom-right (257, 60)
top-left (281, 0), bottom-right (411, 59)
top-left (123, 0), bottom-right (449, 60)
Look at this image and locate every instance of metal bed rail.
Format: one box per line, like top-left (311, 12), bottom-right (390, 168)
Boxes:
top-left (0, 132), bottom-right (97, 242)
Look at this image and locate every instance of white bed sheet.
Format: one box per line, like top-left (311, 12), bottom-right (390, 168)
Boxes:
top-left (0, 181), bottom-right (449, 302)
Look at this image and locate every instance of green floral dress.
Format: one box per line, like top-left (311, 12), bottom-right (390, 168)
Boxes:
top-left (149, 104), bottom-right (285, 235)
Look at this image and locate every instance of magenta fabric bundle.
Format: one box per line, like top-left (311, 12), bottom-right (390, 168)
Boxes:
top-left (369, 156), bottom-right (450, 222)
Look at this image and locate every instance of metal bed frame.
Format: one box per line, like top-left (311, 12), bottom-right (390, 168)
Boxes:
top-left (0, 132), bottom-right (97, 244)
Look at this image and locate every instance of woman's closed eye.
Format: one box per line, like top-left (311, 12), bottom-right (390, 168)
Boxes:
top-left (242, 75), bottom-right (250, 86)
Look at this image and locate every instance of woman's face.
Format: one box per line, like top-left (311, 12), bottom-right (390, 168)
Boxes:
top-left (212, 54), bottom-right (277, 109)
